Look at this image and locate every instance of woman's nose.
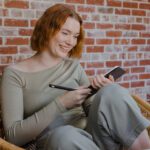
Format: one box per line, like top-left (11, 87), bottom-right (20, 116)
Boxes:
top-left (66, 36), bottom-right (75, 46)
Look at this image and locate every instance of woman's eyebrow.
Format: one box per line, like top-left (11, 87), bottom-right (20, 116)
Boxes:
top-left (61, 28), bottom-right (80, 35)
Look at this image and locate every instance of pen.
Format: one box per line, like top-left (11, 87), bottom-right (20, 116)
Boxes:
top-left (49, 83), bottom-right (89, 116)
top-left (49, 84), bottom-right (76, 91)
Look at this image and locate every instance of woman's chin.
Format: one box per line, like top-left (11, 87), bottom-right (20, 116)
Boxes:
top-left (58, 53), bottom-right (68, 58)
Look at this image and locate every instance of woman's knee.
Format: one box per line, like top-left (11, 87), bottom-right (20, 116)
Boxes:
top-left (95, 83), bottom-right (129, 104)
top-left (48, 125), bottom-right (80, 149)
top-left (50, 125), bottom-right (76, 141)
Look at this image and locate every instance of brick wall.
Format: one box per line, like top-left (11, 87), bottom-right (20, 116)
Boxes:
top-left (0, 0), bottom-right (150, 100)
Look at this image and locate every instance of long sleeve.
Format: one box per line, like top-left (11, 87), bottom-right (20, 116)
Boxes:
top-left (78, 64), bottom-right (95, 113)
top-left (1, 69), bottom-right (67, 146)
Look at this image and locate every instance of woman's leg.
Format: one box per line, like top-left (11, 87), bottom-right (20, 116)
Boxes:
top-left (36, 125), bottom-right (100, 150)
top-left (86, 83), bottom-right (150, 150)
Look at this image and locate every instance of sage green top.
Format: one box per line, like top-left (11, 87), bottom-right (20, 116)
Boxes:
top-left (1, 58), bottom-right (92, 146)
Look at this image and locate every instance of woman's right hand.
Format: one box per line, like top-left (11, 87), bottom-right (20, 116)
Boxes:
top-left (59, 86), bottom-right (91, 109)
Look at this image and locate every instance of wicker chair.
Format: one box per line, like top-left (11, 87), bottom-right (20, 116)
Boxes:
top-left (0, 91), bottom-right (150, 149)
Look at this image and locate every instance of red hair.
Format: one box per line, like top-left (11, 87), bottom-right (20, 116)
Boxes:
top-left (31, 4), bottom-right (84, 58)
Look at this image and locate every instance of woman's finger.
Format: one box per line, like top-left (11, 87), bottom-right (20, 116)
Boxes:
top-left (109, 75), bottom-right (115, 82)
top-left (93, 77), bottom-right (101, 88)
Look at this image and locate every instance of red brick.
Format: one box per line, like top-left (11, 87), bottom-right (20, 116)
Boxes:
top-left (84, 38), bottom-right (95, 45)
top-left (4, 19), bottom-right (28, 27)
top-left (96, 39), bottom-right (112, 45)
top-left (77, 6), bottom-right (95, 13)
top-left (97, 8), bottom-right (113, 14)
top-left (0, 46), bottom-right (17, 54)
top-left (140, 60), bottom-right (150, 65)
top-left (106, 61), bottom-right (122, 67)
top-left (92, 15), bottom-right (100, 21)
top-left (115, 9), bottom-right (130, 15)
top-left (80, 62), bottom-right (85, 68)
top-left (97, 23), bottom-right (113, 29)
top-left (123, 74), bottom-right (138, 81)
top-left (30, 19), bottom-right (37, 27)
top-left (147, 94), bottom-right (150, 101)
top-left (131, 81), bottom-right (145, 88)
top-left (115, 24), bottom-right (130, 30)
top-left (140, 46), bottom-right (150, 51)
top-left (132, 24), bottom-right (145, 30)
top-left (87, 62), bottom-right (104, 68)
top-left (119, 53), bottom-right (126, 59)
top-left (144, 18), bottom-right (150, 24)
top-left (136, 18), bottom-right (142, 23)
top-left (6, 38), bottom-right (29, 45)
top-left (0, 66), bottom-right (7, 75)
top-left (83, 23), bottom-right (95, 29)
top-left (140, 3), bottom-right (150, 10)
top-left (65, 0), bottom-right (84, 4)
top-left (127, 46), bottom-right (137, 51)
top-left (132, 39), bottom-right (145, 44)
top-left (0, 8), bottom-right (8, 17)
top-left (0, 38), bottom-right (2, 44)
top-left (123, 61), bottom-right (138, 67)
top-left (86, 46), bottom-right (104, 53)
top-left (1, 56), bottom-right (13, 64)
top-left (19, 28), bottom-right (33, 36)
top-left (19, 46), bottom-right (33, 54)
top-left (123, 2), bottom-right (138, 8)
top-left (147, 80), bottom-right (150, 86)
top-left (97, 69), bottom-right (108, 75)
top-left (63, 4), bottom-right (75, 10)
top-left (148, 39), bottom-right (150, 44)
top-left (139, 74), bottom-right (150, 79)
top-left (81, 14), bottom-right (88, 21)
top-left (0, 19), bottom-right (2, 26)
top-left (131, 67), bottom-right (145, 73)
top-left (120, 82), bottom-right (130, 88)
top-left (114, 39), bottom-right (130, 45)
top-left (106, 31), bottom-right (122, 37)
top-left (140, 32), bottom-right (150, 38)
top-left (107, 0), bottom-right (122, 7)
top-left (136, 53), bottom-right (143, 59)
top-left (85, 69), bottom-right (95, 76)
top-left (110, 54), bottom-right (118, 59)
top-left (132, 10), bottom-right (146, 16)
top-left (86, 0), bottom-right (104, 5)
top-left (5, 0), bottom-right (29, 9)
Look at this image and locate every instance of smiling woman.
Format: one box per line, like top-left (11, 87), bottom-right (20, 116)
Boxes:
top-left (47, 17), bottom-right (80, 59)
top-left (31, 4), bottom-right (84, 58)
top-left (1, 3), bottom-right (150, 150)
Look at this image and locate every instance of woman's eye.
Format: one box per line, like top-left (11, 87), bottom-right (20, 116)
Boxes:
top-left (73, 36), bottom-right (78, 39)
top-left (62, 32), bottom-right (68, 35)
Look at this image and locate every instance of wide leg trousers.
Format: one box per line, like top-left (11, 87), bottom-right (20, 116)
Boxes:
top-left (36, 84), bottom-right (150, 150)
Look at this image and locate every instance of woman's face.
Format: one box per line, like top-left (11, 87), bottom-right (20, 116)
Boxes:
top-left (48, 17), bottom-right (80, 59)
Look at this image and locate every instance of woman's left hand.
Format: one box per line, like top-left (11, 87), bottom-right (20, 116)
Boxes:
top-left (90, 74), bottom-right (114, 89)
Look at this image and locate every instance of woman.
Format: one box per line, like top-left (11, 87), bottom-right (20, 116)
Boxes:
top-left (1, 3), bottom-right (150, 150)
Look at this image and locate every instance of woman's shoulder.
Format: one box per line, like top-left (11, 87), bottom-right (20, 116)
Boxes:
top-left (64, 58), bottom-right (80, 67)
top-left (9, 61), bottom-right (28, 71)
top-left (4, 58), bottom-right (31, 75)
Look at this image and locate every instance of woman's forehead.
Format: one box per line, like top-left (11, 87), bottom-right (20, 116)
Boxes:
top-left (60, 17), bottom-right (80, 34)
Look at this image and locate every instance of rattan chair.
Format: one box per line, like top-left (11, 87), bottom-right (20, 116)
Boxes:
top-left (0, 94), bottom-right (149, 150)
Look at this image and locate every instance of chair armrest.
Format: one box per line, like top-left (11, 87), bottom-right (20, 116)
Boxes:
top-left (0, 138), bottom-right (24, 150)
top-left (132, 94), bottom-right (150, 136)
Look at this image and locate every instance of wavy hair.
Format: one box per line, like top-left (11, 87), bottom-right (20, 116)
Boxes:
top-left (31, 4), bottom-right (84, 58)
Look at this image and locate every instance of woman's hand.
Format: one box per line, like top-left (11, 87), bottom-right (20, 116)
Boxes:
top-left (90, 74), bottom-right (114, 89)
top-left (59, 86), bottom-right (91, 109)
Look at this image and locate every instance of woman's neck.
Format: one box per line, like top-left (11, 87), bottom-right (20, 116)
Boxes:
top-left (33, 51), bottom-right (63, 68)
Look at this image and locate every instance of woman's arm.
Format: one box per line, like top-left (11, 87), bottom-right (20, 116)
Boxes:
top-left (78, 64), bottom-right (114, 113)
top-left (1, 69), bottom-right (67, 146)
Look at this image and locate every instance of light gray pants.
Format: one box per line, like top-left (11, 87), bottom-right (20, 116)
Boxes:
top-left (36, 84), bottom-right (150, 150)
